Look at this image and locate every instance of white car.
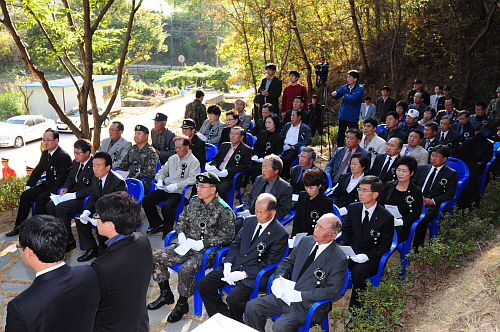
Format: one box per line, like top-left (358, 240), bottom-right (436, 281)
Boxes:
top-left (56, 106), bottom-right (110, 132)
top-left (0, 115), bottom-right (56, 148)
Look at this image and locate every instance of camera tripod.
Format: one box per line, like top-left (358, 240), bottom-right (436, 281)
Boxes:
top-left (316, 81), bottom-right (333, 159)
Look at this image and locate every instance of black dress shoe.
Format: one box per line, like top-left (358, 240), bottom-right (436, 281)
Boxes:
top-left (146, 225), bottom-right (163, 235)
top-left (65, 241), bottom-right (77, 253)
top-left (5, 226), bottom-right (19, 237)
top-left (167, 302), bottom-right (189, 322)
top-left (147, 290), bottom-right (174, 310)
top-left (77, 249), bottom-right (97, 262)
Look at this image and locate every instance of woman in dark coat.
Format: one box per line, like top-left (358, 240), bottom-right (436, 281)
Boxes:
top-left (331, 153), bottom-right (370, 210)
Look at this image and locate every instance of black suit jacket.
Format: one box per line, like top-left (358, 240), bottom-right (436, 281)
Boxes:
top-left (86, 170), bottom-right (127, 213)
top-left (293, 191), bottom-right (332, 236)
top-left (290, 164), bottom-right (320, 194)
top-left (283, 109), bottom-right (310, 125)
top-left (368, 154), bottom-right (400, 183)
top-left (6, 265), bottom-right (100, 332)
top-left (331, 173), bottom-right (361, 208)
top-left (63, 157), bottom-right (94, 199)
top-left (219, 127), bottom-right (231, 145)
top-left (254, 130), bottom-right (284, 159)
top-left (243, 175), bottom-right (292, 218)
top-left (338, 202), bottom-right (394, 264)
top-left (190, 133), bottom-right (207, 166)
top-left (281, 122), bottom-right (312, 149)
top-left (452, 122), bottom-right (475, 142)
top-left (251, 118), bottom-right (265, 136)
top-left (258, 77), bottom-right (283, 111)
top-left (436, 129), bottom-right (461, 154)
top-left (92, 233), bottom-right (152, 332)
top-left (376, 96), bottom-right (397, 122)
top-left (211, 142), bottom-right (252, 178)
top-left (221, 217), bottom-right (288, 288)
top-left (414, 164), bottom-right (457, 207)
top-left (27, 146), bottom-right (72, 193)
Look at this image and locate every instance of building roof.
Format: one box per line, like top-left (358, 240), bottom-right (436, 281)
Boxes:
top-left (21, 75), bottom-right (117, 88)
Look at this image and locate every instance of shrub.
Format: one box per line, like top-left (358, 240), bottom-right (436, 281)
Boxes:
top-left (164, 87), bottom-right (180, 98)
top-left (0, 85), bottom-right (24, 121)
top-left (0, 176), bottom-right (27, 212)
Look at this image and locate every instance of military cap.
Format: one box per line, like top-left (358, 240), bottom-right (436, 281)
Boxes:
top-left (152, 113), bottom-right (168, 122)
top-left (406, 109), bottom-right (419, 118)
top-left (412, 79), bottom-right (423, 84)
top-left (1, 158), bottom-right (8, 162)
top-left (26, 166), bottom-right (33, 171)
top-left (496, 86), bottom-right (500, 93)
top-left (443, 85), bottom-right (452, 91)
top-left (381, 86), bottom-right (391, 91)
top-left (196, 172), bottom-right (220, 184)
top-left (181, 118), bottom-right (196, 129)
top-left (134, 124), bottom-right (149, 134)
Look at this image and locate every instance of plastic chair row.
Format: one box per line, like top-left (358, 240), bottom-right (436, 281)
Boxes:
top-left (479, 141), bottom-right (500, 196)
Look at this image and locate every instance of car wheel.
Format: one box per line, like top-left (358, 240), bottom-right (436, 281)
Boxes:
top-left (103, 117), bottom-right (110, 127)
top-left (14, 136), bottom-right (24, 148)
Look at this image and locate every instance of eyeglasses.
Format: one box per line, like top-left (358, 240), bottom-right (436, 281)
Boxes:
top-left (357, 188), bottom-right (373, 193)
top-left (74, 151), bottom-right (84, 156)
top-left (16, 243), bottom-right (24, 250)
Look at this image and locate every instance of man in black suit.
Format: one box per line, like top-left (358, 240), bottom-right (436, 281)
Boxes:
top-left (92, 191), bottom-right (152, 332)
top-left (6, 215), bottom-right (100, 332)
top-left (453, 111), bottom-right (475, 143)
top-left (412, 145), bottom-right (457, 248)
top-left (246, 213), bottom-right (348, 331)
top-left (338, 175), bottom-right (394, 308)
top-left (437, 116), bottom-right (461, 154)
top-left (251, 104), bottom-right (273, 136)
top-left (421, 122), bottom-right (442, 157)
top-left (6, 129), bottom-right (72, 237)
top-left (378, 111), bottom-right (408, 143)
top-left (209, 126), bottom-right (252, 202)
top-left (257, 63), bottom-right (282, 113)
top-left (46, 139), bottom-right (94, 252)
top-left (280, 109), bottom-right (312, 179)
top-left (199, 193), bottom-right (288, 322)
top-left (369, 137), bottom-right (403, 183)
top-left (376, 86), bottom-right (397, 123)
top-left (75, 152), bottom-right (127, 262)
top-left (290, 147), bottom-right (318, 194)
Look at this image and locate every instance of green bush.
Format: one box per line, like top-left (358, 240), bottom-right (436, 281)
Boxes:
top-left (0, 176), bottom-right (27, 212)
top-left (0, 85), bottom-right (24, 121)
top-left (164, 87), bottom-right (180, 98)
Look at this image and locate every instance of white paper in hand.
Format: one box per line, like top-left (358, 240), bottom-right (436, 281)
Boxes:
top-left (292, 194), bottom-right (299, 202)
top-left (238, 210), bottom-right (252, 218)
top-left (394, 218), bottom-right (404, 227)
top-left (115, 170), bottom-right (130, 179)
top-left (205, 164), bottom-right (217, 172)
top-left (271, 278), bottom-right (283, 298)
top-left (166, 183), bottom-right (177, 192)
top-left (339, 207), bottom-right (348, 216)
top-left (174, 241), bottom-right (191, 256)
top-left (218, 169), bottom-right (228, 178)
top-left (251, 155), bottom-right (259, 162)
top-left (196, 132), bottom-right (208, 141)
top-left (339, 246), bottom-right (356, 257)
top-left (385, 204), bottom-right (403, 219)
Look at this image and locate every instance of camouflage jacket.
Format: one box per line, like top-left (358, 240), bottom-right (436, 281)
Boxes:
top-left (120, 143), bottom-right (159, 181)
top-left (184, 99), bottom-right (207, 131)
top-left (487, 98), bottom-right (500, 121)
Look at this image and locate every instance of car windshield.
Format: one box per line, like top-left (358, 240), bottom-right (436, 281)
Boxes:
top-left (5, 119), bottom-right (25, 125)
top-left (66, 108), bottom-right (80, 116)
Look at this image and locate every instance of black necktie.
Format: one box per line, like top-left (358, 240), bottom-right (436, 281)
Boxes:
top-left (441, 133), bottom-right (445, 141)
top-left (99, 179), bottom-right (103, 196)
top-left (76, 163), bottom-right (84, 181)
top-left (423, 167), bottom-right (437, 196)
top-left (362, 210), bottom-right (370, 233)
top-left (250, 225), bottom-right (262, 245)
top-left (260, 181), bottom-right (269, 194)
top-left (379, 156), bottom-right (391, 179)
top-left (297, 244), bottom-right (319, 280)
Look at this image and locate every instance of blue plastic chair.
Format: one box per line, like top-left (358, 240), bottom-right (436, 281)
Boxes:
top-left (205, 143), bottom-right (218, 163)
top-left (324, 172), bottom-right (333, 192)
top-left (155, 160), bottom-right (162, 173)
top-left (277, 208), bottom-right (296, 226)
top-left (125, 178), bottom-right (145, 203)
top-left (291, 147), bottom-right (303, 167)
top-left (375, 124), bottom-right (386, 133)
top-left (444, 157), bottom-right (469, 212)
top-left (163, 231), bottom-right (221, 316)
top-left (246, 133), bottom-right (256, 148)
top-left (396, 206), bottom-right (426, 277)
top-left (225, 166), bottom-right (251, 209)
top-left (479, 142), bottom-right (500, 196)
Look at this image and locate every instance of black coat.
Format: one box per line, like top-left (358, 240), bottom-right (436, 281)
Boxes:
top-left (290, 164), bottom-right (319, 194)
top-left (86, 170), bottom-right (127, 213)
top-left (190, 133), bottom-right (207, 166)
top-left (452, 122), bottom-right (475, 143)
top-left (368, 154), bottom-right (400, 183)
top-left (436, 129), bottom-right (461, 154)
top-left (210, 142), bottom-right (252, 179)
top-left (258, 77), bottom-right (283, 112)
top-left (254, 130), bottom-right (284, 158)
top-left (292, 191), bottom-right (332, 236)
top-left (27, 146), bottom-right (72, 193)
top-left (63, 157), bottom-right (94, 199)
top-left (331, 173), bottom-right (361, 208)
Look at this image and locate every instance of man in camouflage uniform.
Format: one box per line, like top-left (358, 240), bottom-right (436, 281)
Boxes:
top-left (487, 86), bottom-right (500, 122)
top-left (147, 172), bottom-right (235, 323)
top-left (119, 124), bottom-right (159, 192)
top-left (184, 90), bottom-right (207, 131)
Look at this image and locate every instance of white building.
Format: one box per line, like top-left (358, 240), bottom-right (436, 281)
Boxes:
top-left (21, 75), bottom-right (121, 120)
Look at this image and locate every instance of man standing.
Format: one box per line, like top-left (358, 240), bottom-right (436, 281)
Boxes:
top-left (147, 172), bottom-right (235, 323)
top-left (120, 124), bottom-right (159, 192)
top-left (46, 139), bottom-right (94, 252)
top-left (359, 96), bottom-right (376, 120)
top-left (290, 147), bottom-right (318, 194)
top-left (360, 117), bottom-right (386, 164)
top-left (6, 215), bottom-right (100, 332)
top-left (142, 136), bottom-right (200, 237)
top-left (437, 116), bottom-right (461, 154)
top-left (487, 86), bottom-right (500, 121)
top-left (469, 101), bottom-right (492, 127)
top-left (408, 79), bottom-right (430, 106)
top-left (369, 137), bottom-right (403, 183)
top-left (309, 95), bottom-right (325, 137)
top-left (452, 111), bottom-right (475, 143)
top-left (257, 63), bottom-right (282, 113)
top-left (436, 98), bottom-right (459, 124)
top-left (430, 85), bottom-right (445, 111)
top-left (6, 129), bottom-right (72, 237)
top-left (199, 193), bottom-right (288, 322)
top-left (245, 213), bottom-right (348, 331)
top-left (185, 90), bottom-right (206, 131)
top-left (92, 191), bottom-right (153, 332)
top-left (181, 118), bottom-right (207, 167)
top-left (281, 70), bottom-right (309, 118)
top-left (338, 176), bottom-right (394, 308)
top-left (376, 86), bottom-right (396, 123)
top-left (98, 121), bottom-right (131, 169)
top-left (331, 70), bottom-right (365, 147)
top-left (280, 110), bottom-right (312, 178)
top-left (442, 85), bottom-right (460, 110)
top-left (151, 113), bottom-right (176, 165)
top-left (400, 129), bottom-right (429, 166)
top-left (75, 152), bottom-right (127, 262)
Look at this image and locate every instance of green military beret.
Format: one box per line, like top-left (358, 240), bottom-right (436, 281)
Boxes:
top-left (135, 124), bottom-right (149, 134)
top-left (197, 172), bottom-right (220, 184)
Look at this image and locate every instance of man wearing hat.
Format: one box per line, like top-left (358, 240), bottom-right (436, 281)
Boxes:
top-left (408, 79), bottom-right (430, 106)
top-left (399, 109), bottom-right (421, 136)
top-left (442, 85), bottom-right (460, 110)
top-left (119, 124), bottom-right (159, 192)
top-left (98, 121), bottom-right (132, 169)
top-left (487, 86), bottom-right (500, 121)
top-left (142, 135), bottom-right (200, 237)
top-left (151, 113), bottom-right (176, 165)
top-left (376, 86), bottom-right (397, 123)
top-left (2, 158), bottom-right (16, 179)
top-left (181, 118), bottom-right (207, 167)
top-left (147, 172), bottom-right (235, 324)
top-left (185, 90), bottom-right (207, 131)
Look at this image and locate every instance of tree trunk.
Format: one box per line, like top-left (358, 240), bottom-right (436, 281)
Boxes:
top-left (290, 6), bottom-right (312, 100)
top-left (349, 0), bottom-right (369, 74)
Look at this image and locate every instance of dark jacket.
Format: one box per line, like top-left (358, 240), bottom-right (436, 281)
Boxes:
top-left (86, 170), bottom-right (127, 213)
top-left (242, 176), bottom-right (292, 218)
top-left (331, 173), bottom-right (362, 208)
top-left (254, 130), bottom-right (284, 158)
top-left (281, 122), bottom-right (312, 149)
top-left (210, 142), bottom-right (252, 179)
top-left (27, 146), bottom-right (72, 193)
top-left (63, 157), bottom-right (94, 199)
top-left (151, 128), bottom-right (176, 164)
top-left (368, 154), bottom-right (400, 184)
top-left (258, 77), bottom-right (283, 112)
top-left (292, 191), bottom-right (332, 236)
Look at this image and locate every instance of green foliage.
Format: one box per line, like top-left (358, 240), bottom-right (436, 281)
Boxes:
top-left (158, 63), bottom-right (232, 88)
top-left (0, 85), bottom-right (25, 121)
top-left (0, 176), bottom-right (27, 212)
top-left (164, 87), bottom-right (180, 97)
top-left (311, 125), bottom-right (338, 147)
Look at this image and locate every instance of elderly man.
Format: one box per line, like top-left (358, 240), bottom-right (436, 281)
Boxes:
top-left (325, 128), bottom-right (369, 184)
top-left (437, 116), bottom-right (461, 154)
top-left (184, 90), bottom-right (206, 131)
top-left (6, 129), bottom-right (72, 237)
top-left (369, 137), bottom-right (403, 183)
top-left (6, 215), bottom-right (100, 332)
top-left (46, 139), bottom-right (94, 252)
top-left (180, 118), bottom-right (207, 168)
top-left (234, 98), bottom-right (252, 130)
top-left (98, 121), bottom-right (131, 169)
top-left (436, 98), bottom-right (459, 124)
top-left (400, 129), bottom-right (429, 166)
top-left (408, 92), bottom-right (428, 119)
top-left (280, 109), bottom-right (312, 179)
top-left (452, 111), bottom-right (475, 143)
top-left (119, 124), bottom-right (159, 192)
top-left (92, 191), bottom-right (153, 332)
top-left (208, 126), bottom-right (252, 202)
top-left (246, 213), bottom-right (348, 331)
top-left (360, 117), bottom-right (386, 164)
top-left (199, 193), bottom-right (288, 322)
top-left (282, 96), bottom-right (310, 125)
top-left (421, 122), bottom-right (442, 154)
top-left (147, 172), bottom-right (235, 323)
top-left (151, 113), bottom-right (176, 165)
top-left (142, 135), bottom-right (200, 237)
top-left (290, 147), bottom-right (319, 194)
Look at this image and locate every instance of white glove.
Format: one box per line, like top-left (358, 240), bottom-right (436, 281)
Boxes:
top-left (79, 210), bottom-right (92, 224)
top-left (222, 271), bottom-right (247, 285)
top-left (25, 186), bottom-right (31, 190)
top-left (188, 238), bottom-right (204, 251)
top-left (271, 278), bottom-right (283, 298)
top-left (394, 218), bottom-right (404, 227)
top-left (166, 183), bottom-right (177, 192)
top-left (218, 169), bottom-right (228, 178)
top-left (251, 155), bottom-right (259, 162)
top-left (283, 144), bottom-right (291, 151)
top-left (223, 263), bottom-right (232, 279)
top-left (88, 217), bottom-right (98, 227)
top-left (258, 158), bottom-right (264, 163)
top-left (339, 207), bottom-right (348, 216)
top-left (157, 179), bottom-right (164, 187)
top-left (238, 209), bottom-right (251, 218)
top-left (281, 288), bottom-right (302, 304)
top-left (177, 232), bottom-right (187, 245)
top-left (350, 254), bottom-right (369, 264)
top-left (174, 240), bottom-right (192, 256)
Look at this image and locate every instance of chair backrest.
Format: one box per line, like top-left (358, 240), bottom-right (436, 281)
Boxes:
top-left (155, 160), bottom-right (161, 173)
top-left (125, 178), bottom-right (145, 203)
top-left (444, 157), bottom-right (469, 194)
top-left (324, 172), bottom-right (333, 191)
top-left (376, 124), bottom-right (387, 133)
top-left (246, 133), bottom-right (256, 147)
top-left (205, 143), bottom-right (218, 163)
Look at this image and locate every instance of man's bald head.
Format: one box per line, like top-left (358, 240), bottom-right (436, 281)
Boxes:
top-left (313, 213), bottom-right (342, 244)
top-left (255, 193), bottom-right (277, 224)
